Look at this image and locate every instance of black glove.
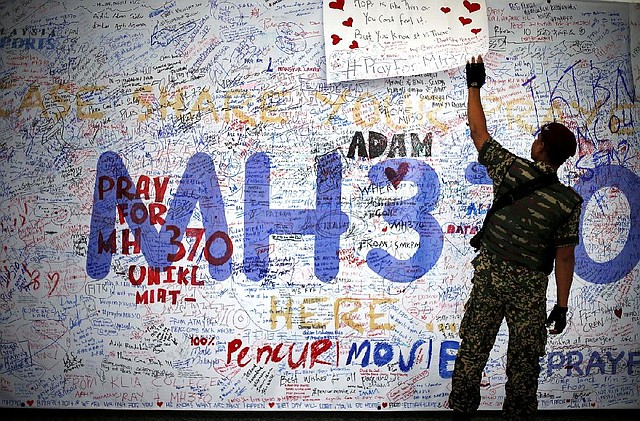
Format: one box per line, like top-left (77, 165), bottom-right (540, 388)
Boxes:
top-left (546, 305), bottom-right (568, 334)
top-left (466, 59), bottom-right (485, 89)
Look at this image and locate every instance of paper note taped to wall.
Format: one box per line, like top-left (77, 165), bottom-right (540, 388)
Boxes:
top-left (323, 0), bottom-right (489, 83)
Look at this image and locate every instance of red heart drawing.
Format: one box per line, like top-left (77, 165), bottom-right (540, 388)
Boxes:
top-left (614, 308), bottom-right (622, 318)
top-left (331, 34), bottom-right (342, 45)
top-left (463, 1), bottom-right (482, 13)
top-left (440, 7), bottom-right (451, 13)
top-left (382, 402), bottom-right (388, 408)
top-left (385, 162), bottom-right (409, 188)
top-left (342, 17), bottom-right (353, 27)
top-left (26, 400), bottom-right (34, 406)
top-left (329, 0), bottom-right (345, 10)
top-left (385, 168), bottom-right (398, 186)
top-left (471, 28), bottom-right (482, 34)
top-left (268, 402), bottom-right (275, 408)
top-left (459, 17), bottom-right (472, 26)
top-left (156, 402), bottom-right (163, 407)
top-left (349, 40), bottom-right (359, 49)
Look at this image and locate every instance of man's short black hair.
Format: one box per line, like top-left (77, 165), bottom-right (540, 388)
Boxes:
top-left (540, 122), bottom-right (577, 167)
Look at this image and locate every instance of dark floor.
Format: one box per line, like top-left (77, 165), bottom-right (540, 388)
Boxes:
top-left (4, 409), bottom-right (639, 420)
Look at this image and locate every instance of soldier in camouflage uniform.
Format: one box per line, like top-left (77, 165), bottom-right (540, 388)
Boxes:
top-left (448, 56), bottom-right (583, 421)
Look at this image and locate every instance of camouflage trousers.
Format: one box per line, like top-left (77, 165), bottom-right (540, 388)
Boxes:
top-left (448, 250), bottom-right (549, 421)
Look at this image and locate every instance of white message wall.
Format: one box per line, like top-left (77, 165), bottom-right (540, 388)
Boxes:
top-left (0, 0), bottom-right (639, 411)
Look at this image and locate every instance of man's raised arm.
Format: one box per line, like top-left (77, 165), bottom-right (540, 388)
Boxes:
top-left (466, 56), bottom-right (490, 152)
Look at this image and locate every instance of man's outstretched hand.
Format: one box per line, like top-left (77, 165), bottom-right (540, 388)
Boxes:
top-left (466, 55), bottom-right (485, 89)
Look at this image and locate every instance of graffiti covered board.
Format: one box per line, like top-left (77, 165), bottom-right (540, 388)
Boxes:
top-left (0, 0), bottom-right (639, 411)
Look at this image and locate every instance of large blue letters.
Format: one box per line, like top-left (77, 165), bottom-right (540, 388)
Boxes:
top-left (243, 152), bottom-right (349, 282)
top-left (574, 165), bottom-right (639, 284)
top-left (87, 151), bottom-right (638, 286)
top-left (87, 152), bottom-right (232, 280)
top-left (366, 159), bottom-right (443, 282)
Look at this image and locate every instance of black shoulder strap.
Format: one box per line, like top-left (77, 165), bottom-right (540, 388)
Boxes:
top-left (482, 172), bottom-right (559, 225)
